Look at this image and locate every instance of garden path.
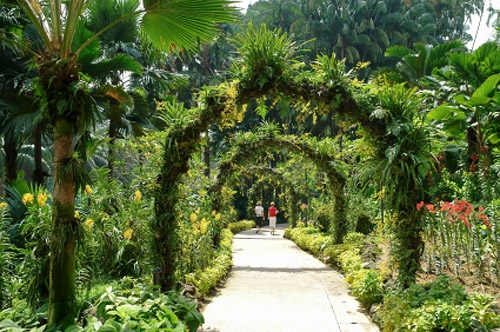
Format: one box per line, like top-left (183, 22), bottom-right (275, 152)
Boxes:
top-left (197, 223), bottom-right (380, 332)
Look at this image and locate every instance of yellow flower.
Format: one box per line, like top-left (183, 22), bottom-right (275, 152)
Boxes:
top-left (190, 213), bottom-right (198, 223)
top-left (200, 218), bottom-right (209, 234)
top-left (226, 85), bottom-right (237, 99)
top-left (74, 211), bottom-right (80, 219)
top-left (198, 189), bottom-right (206, 197)
top-left (215, 213), bottom-right (221, 221)
top-left (22, 193), bottom-right (34, 205)
top-left (124, 228), bottom-right (133, 241)
top-left (37, 192), bottom-right (48, 207)
top-left (0, 202), bottom-right (8, 209)
top-left (134, 190), bottom-right (142, 203)
top-left (211, 210), bottom-right (216, 217)
top-left (84, 185), bottom-right (93, 195)
top-left (192, 224), bottom-right (200, 236)
top-left (83, 218), bottom-right (94, 232)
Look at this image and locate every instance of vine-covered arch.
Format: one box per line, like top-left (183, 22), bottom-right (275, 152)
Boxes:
top-left (231, 165), bottom-right (300, 226)
top-left (154, 24), bottom-right (432, 291)
top-left (210, 127), bottom-right (348, 244)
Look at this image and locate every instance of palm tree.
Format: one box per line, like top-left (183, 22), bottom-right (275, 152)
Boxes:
top-left (1, 0), bottom-right (236, 327)
top-left (428, 42), bottom-right (500, 187)
top-left (0, 6), bottom-right (45, 186)
top-left (80, 0), bottom-right (153, 176)
top-left (379, 40), bottom-right (465, 88)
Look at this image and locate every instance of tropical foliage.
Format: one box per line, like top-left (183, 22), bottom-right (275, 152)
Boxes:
top-left (0, 0), bottom-right (500, 331)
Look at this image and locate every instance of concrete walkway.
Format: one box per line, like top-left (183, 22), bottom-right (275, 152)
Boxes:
top-left (198, 223), bottom-right (380, 332)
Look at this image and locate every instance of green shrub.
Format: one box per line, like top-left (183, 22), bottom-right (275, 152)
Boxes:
top-left (227, 220), bottom-right (255, 234)
top-left (89, 287), bottom-right (196, 332)
top-left (284, 225), bottom-right (332, 256)
top-left (184, 229), bottom-right (233, 298)
top-left (343, 232), bottom-right (366, 246)
top-left (0, 281), bottom-right (203, 332)
top-left (348, 269), bottom-right (384, 310)
top-left (322, 243), bottom-right (356, 267)
top-left (338, 249), bottom-right (362, 275)
top-left (312, 203), bottom-right (334, 231)
top-left (380, 275), bottom-right (500, 332)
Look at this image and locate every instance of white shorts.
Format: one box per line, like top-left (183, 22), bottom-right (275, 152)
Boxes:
top-left (269, 216), bottom-right (277, 228)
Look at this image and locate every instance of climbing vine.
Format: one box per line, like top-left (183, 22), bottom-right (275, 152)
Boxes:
top-left (155, 25), bottom-right (435, 290)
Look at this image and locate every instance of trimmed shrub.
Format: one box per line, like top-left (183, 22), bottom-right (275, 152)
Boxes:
top-left (227, 220), bottom-right (255, 234)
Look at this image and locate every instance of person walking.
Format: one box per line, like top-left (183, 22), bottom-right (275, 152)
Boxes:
top-left (254, 201), bottom-right (265, 233)
top-left (268, 202), bottom-right (279, 235)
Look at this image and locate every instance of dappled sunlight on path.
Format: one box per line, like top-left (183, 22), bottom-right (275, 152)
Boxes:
top-left (198, 224), bottom-right (379, 332)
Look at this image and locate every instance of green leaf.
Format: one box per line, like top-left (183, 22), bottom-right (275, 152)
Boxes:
top-left (255, 100), bottom-right (268, 119)
top-left (442, 121), bottom-right (466, 137)
top-left (142, 0), bottom-right (237, 53)
top-left (453, 94), bottom-right (470, 107)
top-left (468, 95), bottom-right (491, 107)
top-left (85, 54), bottom-right (143, 77)
top-left (427, 105), bottom-right (454, 120)
top-left (384, 45), bottom-right (413, 59)
top-left (487, 133), bottom-right (500, 144)
top-left (0, 319), bottom-right (23, 332)
top-left (472, 73), bottom-right (500, 98)
top-left (447, 111), bottom-right (467, 121)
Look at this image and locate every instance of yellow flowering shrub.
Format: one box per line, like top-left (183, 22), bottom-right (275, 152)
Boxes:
top-left (36, 191), bottom-right (48, 207)
top-left (123, 228), bottom-right (134, 241)
top-left (200, 218), bottom-right (209, 234)
top-left (83, 218), bottom-right (94, 232)
top-left (22, 193), bottom-right (34, 205)
top-left (84, 184), bottom-right (93, 195)
top-left (134, 190), bottom-right (142, 203)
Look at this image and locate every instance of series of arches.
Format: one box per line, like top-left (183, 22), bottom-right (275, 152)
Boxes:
top-left (153, 27), bottom-right (430, 291)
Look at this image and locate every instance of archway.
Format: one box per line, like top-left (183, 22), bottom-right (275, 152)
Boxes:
top-left (210, 126), bottom-right (347, 244)
top-left (154, 25), bottom-right (432, 291)
top-left (235, 165), bottom-right (300, 226)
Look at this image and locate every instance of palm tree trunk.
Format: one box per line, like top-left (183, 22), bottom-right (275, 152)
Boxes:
top-left (48, 118), bottom-right (76, 327)
top-left (3, 138), bottom-right (18, 184)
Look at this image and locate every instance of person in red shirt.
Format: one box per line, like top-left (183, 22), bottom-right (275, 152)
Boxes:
top-left (268, 202), bottom-right (279, 235)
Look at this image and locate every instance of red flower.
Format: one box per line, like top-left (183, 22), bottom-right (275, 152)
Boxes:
top-left (426, 204), bottom-right (435, 213)
top-left (416, 201), bottom-right (425, 211)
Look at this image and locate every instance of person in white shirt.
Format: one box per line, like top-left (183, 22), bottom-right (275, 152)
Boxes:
top-left (254, 201), bottom-right (264, 233)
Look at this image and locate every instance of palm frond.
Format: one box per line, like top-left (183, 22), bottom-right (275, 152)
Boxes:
top-left (85, 54), bottom-right (143, 78)
top-left (142, 0), bottom-right (238, 53)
